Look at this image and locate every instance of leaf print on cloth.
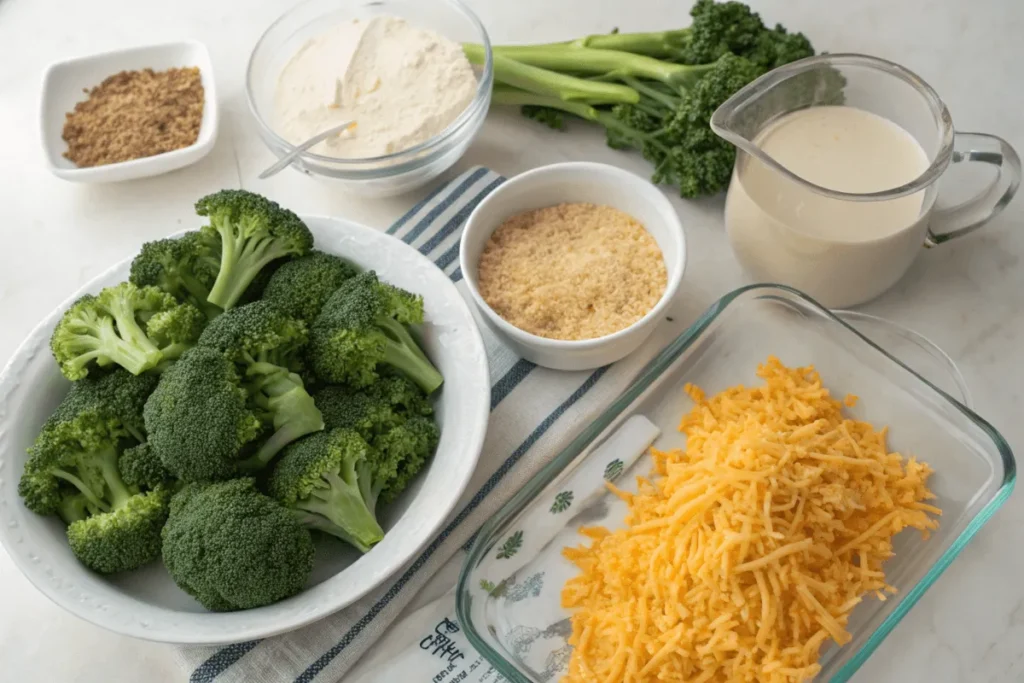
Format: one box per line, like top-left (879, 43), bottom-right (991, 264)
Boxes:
top-left (550, 490), bottom-right (574, 513)
top-left (538, 645), bottom-right (573, 683)
top-left (604, 458), bottom-right (624, 481)
top-left (541, 618), bottom-right (572, 639)
top-left (504, 571), bottom-right (545, 603)
top-left (496, 530), bottom-right (524, 559)
top-left (507, 625), bottom-right (542, 656)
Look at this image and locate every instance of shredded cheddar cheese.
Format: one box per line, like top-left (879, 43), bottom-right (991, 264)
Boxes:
top-left (560, 356), bottom-right (939, 683)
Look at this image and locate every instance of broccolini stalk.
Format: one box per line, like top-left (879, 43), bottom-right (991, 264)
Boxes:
top-left (465, 45), bottom-right (714, 92)
top-left (491, 86), bottom-right (666, 153)
top-left (560, 30), bottom-right (693, 59)
top-left (468, 50), bottom-right (638, 104)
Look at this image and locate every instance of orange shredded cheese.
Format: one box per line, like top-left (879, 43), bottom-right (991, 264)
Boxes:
top-left (560, 356), bottom-right (939, 683)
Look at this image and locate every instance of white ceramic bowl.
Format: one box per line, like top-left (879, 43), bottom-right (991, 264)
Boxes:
top-left (40, 41), bottom-right (218, 183)
top-left (460, 162), bottom-right (687, 370)
top-left (0, 216), bottom-right (489, 644)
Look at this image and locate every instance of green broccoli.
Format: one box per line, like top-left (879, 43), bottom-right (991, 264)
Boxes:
top-left (314, 377), bottom-right (438, 504)
top-left (18, 370), bottom-right (169, 573)
top-left (309, 272), bottom-right (443, 394)
top-left (262, 251), bottom-right (359, 324)
top-left (129, 231), bottom-right (223, 320)
top-left (161, 479), bottom-right (314, 611)
top-left (463, 0), bottom-right (830, 197)
top-left (118, 442), bottom-right (174, 490)
top-left (144, 347), bottom-right (263, 482)
top-left (196, 190), bottom-right (314, 311)
top-left (487, 52), bottom-right (765, 198)
top-left (503, 0), bottom-right (813, 69)
top-left (67, 487), bottom-right (171, 574)
top-left (268, 429), bottom-right (386, 553)
top-left (373, 416), bottom-right (439, 504)
top-left (198, 301), bottom-right (324, 467)
top-left (19, 369), bottom-right (157, 515)
top-left (50, 282), bottom-right (204, 380)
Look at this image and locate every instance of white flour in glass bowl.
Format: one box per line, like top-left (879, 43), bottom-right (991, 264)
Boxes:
top-left (274, 15), bottom-right (478, 158)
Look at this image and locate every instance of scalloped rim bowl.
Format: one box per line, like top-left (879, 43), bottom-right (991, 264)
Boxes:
top-left (0, 216), bottom-right (489, 644)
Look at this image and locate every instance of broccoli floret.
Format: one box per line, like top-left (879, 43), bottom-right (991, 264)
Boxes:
top-left (314, 377), bottom-right (438, 505)
top-left (18, 371), bottom-right (169, 573)
top-left (314, 376), bottom-right (431, 436)
top-left (162, 479), bottom-right (314, 611)
top-left (67, 486), bottom-right (171, 574)
top-left (521, 105), bottom-right (567, 130)
top-left (374, 416), bottom-right (439, 504)
top-left (196, 190), bottom-right (314, 311)
top-left (144, 347), bottom-right (263, 482)
top-left (747, 23), bottom-right (814, 70)
top-left (19, 370), bottom-right (158, 515)
top-left (50, 282), bottom-right (204, 380)
top-left (310, 272), bottom-right (442, 393)
top-left (268, 430), bottom-right (385, 553)
top-left (118, 442), bottom-right (174, 489)
top-left (262, 251), bottom-right (359, 324)
top-left (130, 232), bottom-right (223, 320)
top-left (198, 301), bottom-right (324, 468)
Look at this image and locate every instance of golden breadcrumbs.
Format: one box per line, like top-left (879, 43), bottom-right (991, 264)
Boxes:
top-left (62, 67), bottom-right (204, 167)
top-left (477, 203), bottom-right (667, 341)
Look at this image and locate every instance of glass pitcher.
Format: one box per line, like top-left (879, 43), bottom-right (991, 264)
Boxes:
top-left (711, 53), bottom-right (1020, 308)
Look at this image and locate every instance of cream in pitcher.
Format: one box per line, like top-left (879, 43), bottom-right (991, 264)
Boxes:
top-left (712, 54), bottom-right (1021, 308)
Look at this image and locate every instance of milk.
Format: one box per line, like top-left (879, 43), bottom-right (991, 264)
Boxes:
top-left (725, 106), bottom-right (933, 308)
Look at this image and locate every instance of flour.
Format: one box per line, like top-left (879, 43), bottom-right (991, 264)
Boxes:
top-left (274, 16), bottom-right (478, 159)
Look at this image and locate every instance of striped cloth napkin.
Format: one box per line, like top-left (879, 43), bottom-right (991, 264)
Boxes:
top-left (176, 166), bottom-right (688, 683)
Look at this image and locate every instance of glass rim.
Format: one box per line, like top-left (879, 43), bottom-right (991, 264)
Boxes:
top-left (244, 0), bottom-right (494, 170)
top-left (711, 53), bottom-right (956, 203)
top-left (456, 283), bottom-right (1016, 683)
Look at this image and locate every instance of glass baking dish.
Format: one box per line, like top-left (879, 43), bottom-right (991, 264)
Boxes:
top-left (456, 284), bottom-right (1015, 683)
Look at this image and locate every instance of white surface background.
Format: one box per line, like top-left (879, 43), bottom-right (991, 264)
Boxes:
top-left (1, 0), bottom-right (1022, 681)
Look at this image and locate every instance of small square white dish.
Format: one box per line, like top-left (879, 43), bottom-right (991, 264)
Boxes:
top-left (40, 41), bottom-right (218, 183)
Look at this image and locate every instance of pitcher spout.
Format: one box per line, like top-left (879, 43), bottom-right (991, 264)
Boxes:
top-left (710, 53), bottom-right (848, 161)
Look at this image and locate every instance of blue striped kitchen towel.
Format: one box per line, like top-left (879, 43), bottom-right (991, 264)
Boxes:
top-left (176, 166), bottom-right (686, 683)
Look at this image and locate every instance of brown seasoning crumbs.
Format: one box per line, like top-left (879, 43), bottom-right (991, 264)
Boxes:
top-left (62, 67), bottom-right (205, 167)
top-left (477, 203), bottom-right (668, 341)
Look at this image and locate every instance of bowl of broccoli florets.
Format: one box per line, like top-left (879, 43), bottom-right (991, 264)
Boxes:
top-left (0, 190), bottom-right (489, 644)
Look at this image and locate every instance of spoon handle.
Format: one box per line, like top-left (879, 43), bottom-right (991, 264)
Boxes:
top-left (258, 121), bottom-right (354, 180)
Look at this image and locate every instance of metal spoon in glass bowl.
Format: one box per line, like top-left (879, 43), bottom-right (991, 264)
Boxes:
top-left (258, 120), bottom-right (354, 179)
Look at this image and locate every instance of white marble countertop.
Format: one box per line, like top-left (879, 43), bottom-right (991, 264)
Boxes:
top-left (2, 0), bottom-right (1022, 680)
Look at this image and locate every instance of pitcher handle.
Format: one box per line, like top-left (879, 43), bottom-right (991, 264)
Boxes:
top-left (926, 131), bottom-right (1021, 246)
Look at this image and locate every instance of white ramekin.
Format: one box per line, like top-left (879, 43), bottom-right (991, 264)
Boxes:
top-left (460, 162), bottom-right (687, 370)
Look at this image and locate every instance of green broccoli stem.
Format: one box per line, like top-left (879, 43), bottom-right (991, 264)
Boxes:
top-left (58, 495), bottom-right (92, 525)
top-left (295, 470), bottom-right (384, 552)
top-left (91, 317), bottom-right (163, 375)
top-left (207, 219), bottom-right (293, 310)
top-left (491, 87), bottom-right (668, 154)
top-left (157, 342), bottom-right (191, 362)
top-left (52, 445), bottom-right (132, 514)
top-left (52, 469), bottom-right (110, 512)
top-left (377, 318), bottom-right (443, 394)
top-left (103, 294), bottom-right (163, 361)
top-left (241, 364), bottom-right (325, 468)
top-left (356, 460), bottom-right (385, 514)
top-left (564, 30), bottom-right (692, 59)
top-left (466, 49), bottom-right (637, 104)
top-left (466, 44), bottom-right (712, 91)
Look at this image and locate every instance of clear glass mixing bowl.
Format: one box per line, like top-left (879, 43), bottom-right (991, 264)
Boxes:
top-left (246, 0), bottom-right (493, 197)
